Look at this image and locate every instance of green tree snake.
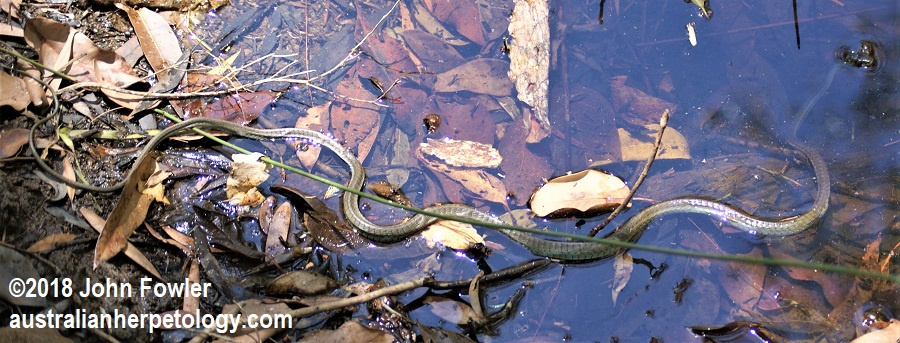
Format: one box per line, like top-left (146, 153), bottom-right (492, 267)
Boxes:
top-left (31, 116), bottom-right (829, 261)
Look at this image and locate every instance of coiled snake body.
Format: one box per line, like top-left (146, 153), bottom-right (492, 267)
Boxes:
top-left (32, 117), bottom-right (829, 261)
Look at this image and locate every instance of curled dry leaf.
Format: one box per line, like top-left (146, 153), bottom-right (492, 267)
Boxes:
top-left (226, 152), bottom-right (270, 206)
top-left (421, 220), bottom-right (485, 250)
top-left (0, 70), bottom-right (29, 111)
top-left (508, 0), bottom-right (551, 139)
top-left (419, 138), bottom-right (502, 168)
top-left (434, 59), bottom-right (513, 96)
top-left (528, 169), bottom-right (630, 218)
top-left (416, 147), bottom-right (508, 205)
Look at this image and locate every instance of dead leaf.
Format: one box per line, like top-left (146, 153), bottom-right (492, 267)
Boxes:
top-left (93, 151), bottom-right (158, 268)
top-left (292, 102), bottom-right (330, 170)
top-left (435, 59), bottom-right (513, 96)
top-left (608, 125), bottom-right (690, 165)
top-left (424, 294), bottom-right (481, 325)
top-left (0, 327), bottom-right (72, 343)
top-left (497, 119), bottom-right (554, 206)
top-left (0, 71), bottom-right (29, 111)
top-left (0, 128), bottom-right (29, 159)
top-left (267, 270), bottom-right (340, 296)
top-left (416, 148), bottom-right (508, 205)
top-left (302, 320), bottom-right (392, 343)
top-left (182, 91), bottom-right (275, 125)
top-left (611, 252), bottom-right (633, 305)
top-left (118, 5), bottom-right (181, 75)
top-left (61, 156), bottom-right (75, 201)
top-left (528, 169), bottom-right (630, 218)
top-left (82, 207), bottom-right (162, 279)
top-left (426, 0), bottom-right (486, 45)
top-left (25, 233), bottom-right (79, 253)
top-left (401, 29), bottom-right (465, 73)
top-left (265, 202), bottom-right (291, 256)
top-left (226, 152), bottom-right (270, 206)
top-left (850, 319), bottom-right (900, 343)
top-left (419, 138), bottom-right (502, 168)
top-left (421, 220), bottom-right (485, 250)
top-left (508, 0), bottom-right (551, 139)
top-left (610, 76), bottom-right (677, 126)
top-left (412, 2), bottom-right (468, 46)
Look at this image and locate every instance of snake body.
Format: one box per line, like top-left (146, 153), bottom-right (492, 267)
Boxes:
top-left (32, 117), bottom-right (829, 261)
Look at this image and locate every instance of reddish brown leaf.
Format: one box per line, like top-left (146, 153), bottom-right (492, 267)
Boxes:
top-left (93, 152), bottom-right (157, 268)
top-left (0, 71), bottom-right (29, 111)
top-left (0, 128), bottom-right (29, 159)
top-left (498, 120), bottom-right (553, 206)
top-left (401, 30), bottom-right (465, 73)
top-left (427, 0), bottom-right (486, 45)
top-left (330, 73), bottom-right (381, 162)
top-left (434, 59), bottom-right (513, 96)
top-left (182, 91), bottom-right (274, 125)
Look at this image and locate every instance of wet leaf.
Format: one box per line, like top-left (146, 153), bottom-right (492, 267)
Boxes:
top-left (0, 245), bottom-right (47, 306)
top-left (613, 125), bottom-right (690, 164)
top-left (419, 324), bottom-right (478, 343)
top-left (93, 149), bottom-right (157, 268)
top-left (0, 71), bottom-right (29, 111)
top-left (226, 152), bottom-right (270, 206)
top-left (421, 220), bottom-right (485, 250)
top-left (265, 202), bottom-right (291, 257)
top-left (0, 128), bottom-right (29, 159)
top-left (416, 147), bottom-right (508, 205)
top-left (419, 138), bottom-right (502, 168)
top-left (182, 91), bottom-right (274, 125)
top-left (426, 0), bottom-right (485, 45)
top-left (435, 59), bottom-right (512, 96)
top-left (498, 120), bottom-right (554, 206)
top-left (610, 76), bottom-right (677, 126)
top-left (330, 73), bottom-right (381, 161)
top-left (82, 207), bottom-right (162, 279)
top-left (851, 319), bottom-right (900, 343)
top-left (508, 0), bottom-right (551, 139)
top-left (401, 29), bottom-right (465, 73)
top-left (611, 252), bottom-right (633, 305)
top-left (412, 2), bottom-right (468, 46)
top-left (292, 102), bottom-right (329, 169)
top-left (271, 184), bottom-right (367, 253)
top-left (424, 294), bottom-right (481, 325)
top-left (528, 169), bottom-right (630, 218)
top-left (267, 270), bottom-right (340, 296)
top-left (25, 233), bottom-right (78, 253)
top-left (302, 320), bottom-right (392, 343)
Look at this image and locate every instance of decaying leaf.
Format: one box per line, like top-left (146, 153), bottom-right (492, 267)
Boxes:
top-left (424, 294), bottom-right (482, 325)
top-left (0, 128), bottom-right (29, 159)
top-left (421, 220), bottom-right (485, 250)
top-left (850, 319), bottom-right (900, 343)
top-left (0, 71), bottom-right (29, 111)
top-left (265, 202), bottom-right (291, 256)
top-left (292, 102), bottom-right (330, 170)
top-left (302, 320), bottom-right (393, 343)
top-left (226, 152), bottom-right (270, 206)
top-left (82, 207), bottom-right (162, 279)
top-left (267, 270), bottom-right (340, 296)
top-left (616, 124), bottom-right (690, 163)
top-left (182, 90), bottom-right (275, 125)
top-left (401, 29), bottom-right (465, 73)
top-left (610, 76), bottom-right (677, 126)
top-left (419, 138), bottom-right (502, 168)
top-left (508, 0), bottom-right (551, 140)
top-left (0, 327), bottom-right (72, 343)
top-left (611, 252), bottom-right (633, 305)
top-left (26, 233), bottom-right (79, 253)
top-left (529, 169), bottom-right (630, 218)
top-left (425, 0), bottom-right (486, 45)
top-left (93, 151), bottom-right (158, 268)
top-left (118, 5), bottom-right (181, 75)
top-left (416, 147), bottom-right (508, 205)
top-left (434, 59), bottom-right (513, 96)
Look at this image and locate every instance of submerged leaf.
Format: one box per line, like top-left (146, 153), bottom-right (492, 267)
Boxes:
top-left (419, 138), bottom-right (502, 168)
top-left (435, 59), bottom-right (513, 96)
top-left (528, 169), bottom-right (629, 218)
top-left (421, 220), bottom-right (484, 250)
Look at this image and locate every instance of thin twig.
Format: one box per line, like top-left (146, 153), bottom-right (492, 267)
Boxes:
top-left (588, 109), bottom-right (670, 237)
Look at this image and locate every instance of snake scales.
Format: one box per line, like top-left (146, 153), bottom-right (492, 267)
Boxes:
top-left (31, 116), bottom-right (829, 261)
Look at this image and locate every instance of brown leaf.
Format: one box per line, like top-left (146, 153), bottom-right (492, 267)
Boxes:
top-left (401, 30), bottom-right (465, 73)
top-left (0, 71), bottom-right (29, 111)
top-left (610, 76), bottom-right (677, 126)
top-left (226, 152), bottom-right (270, 206)
top-left (62, 155), bottom-right (75, 201)
top-left (25, 233), bottom-right (79, 253)
top-left (497, 120), bottom-right (553, 206)
top-left (271, 184), bottom-right (366, 253)
top-left (0, 327), bottom-right (72, 343)
top-left (0, 128), bottom-right (29, 159)
top-left (426, 0), bottom-right (485, 45)
top-left (265, 202), bottom-right (291, 256)
top-left (615, 125), bottom-right (691, 164)
top-left (292, 102), bottom-right (329, 170)
top-left (423, 294), bottom-right (482, 325)
top-left (528, 169), bottom-right (630, 218)
top-left (419, 138), bottom-right (502, 168)
top-left (302, 320), bottom-right (392, 343)
top-left (611, 252), bottom-right (633, 305)
top-left (182, 91), bottom-right (274, 125)
top-left (508, 0), bottom-right (551, 138)
top-left (93, 151), bottom-right (158, 268)
top-left (435, 59), bottom-right (513, 96)
top-left (416, 147), bottom-right (508, 205)
top-left (267, 270), bottom-right (340, 296)
top-left (81, 208), bottom-right (162, 279)
top-left (118, 5), bottom-right (181, 74)
top-left (330, 75), bottom-right (380, 161)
